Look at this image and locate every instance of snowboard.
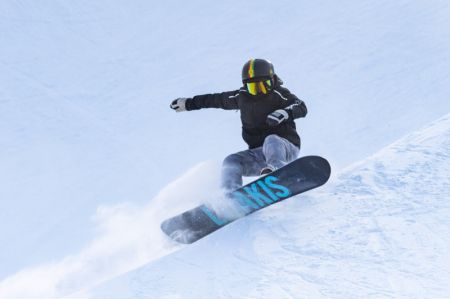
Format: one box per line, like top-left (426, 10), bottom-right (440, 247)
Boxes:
top-left (161, 155), bottom-right (331, 244)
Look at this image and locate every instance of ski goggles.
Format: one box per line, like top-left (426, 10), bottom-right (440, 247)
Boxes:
top-left (245, 78), bottom-right (273, 96)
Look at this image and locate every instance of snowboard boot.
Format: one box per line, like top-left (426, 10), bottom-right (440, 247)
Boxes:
top-left (260, 166), bottom-right (275, 175)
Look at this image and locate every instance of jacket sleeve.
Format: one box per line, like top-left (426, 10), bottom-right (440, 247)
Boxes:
top-left (274, 87), bottom-right (307, 119)
top-left (185, 90), bottom-right (241, 111)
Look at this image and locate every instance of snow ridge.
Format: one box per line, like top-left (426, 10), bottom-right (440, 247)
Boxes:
top-left (84, 114), bottom-right (450, 298)
top-left (1, 1), bottom-right (450, 298)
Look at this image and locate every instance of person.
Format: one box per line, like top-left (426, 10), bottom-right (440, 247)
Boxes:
top-left (170, 58), bottom-right (307, 194)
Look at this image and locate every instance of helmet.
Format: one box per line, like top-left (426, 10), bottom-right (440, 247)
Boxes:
top-left (242, 59), bottom-right (276, 96)
top-left (242, 59), bottom-right (275, 83)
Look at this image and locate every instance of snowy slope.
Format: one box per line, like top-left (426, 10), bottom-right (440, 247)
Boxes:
top-left (84, 113), bottom-right (450, 299)
top-left (1, 0), bottom-right (450, 297)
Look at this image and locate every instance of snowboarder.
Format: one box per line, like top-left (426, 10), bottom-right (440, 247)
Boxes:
top-left (170, 58), bottom-right (307, 194)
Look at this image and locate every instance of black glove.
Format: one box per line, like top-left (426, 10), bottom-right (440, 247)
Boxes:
top-left (170, 98), bottom-right (189, 112)
top-left (266, 109), bottom-right (289, 126)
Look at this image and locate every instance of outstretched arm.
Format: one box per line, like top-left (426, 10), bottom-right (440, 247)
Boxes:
top-left (171, 90), bottom-right (241, 112)
top-left (186, 90), bottom-right (241, 110)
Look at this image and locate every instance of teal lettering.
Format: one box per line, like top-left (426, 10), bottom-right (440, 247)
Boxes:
top-left (244, 183), bottom-right (273, 207)
top-left (233, 191), bottom-right (259, 213)
top-left (264, 176), bottom-right (291, 198)
top-left (257, 180), bottom-right (280, 202)
top-left (200, 206), bottom-right (228, 226)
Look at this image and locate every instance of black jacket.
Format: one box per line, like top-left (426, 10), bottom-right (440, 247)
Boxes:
top-left (185, 83), bottom-right (307, 149)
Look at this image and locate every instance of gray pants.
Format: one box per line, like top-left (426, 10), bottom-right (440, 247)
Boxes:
top-left (221, 134), bottom-right (300, 192)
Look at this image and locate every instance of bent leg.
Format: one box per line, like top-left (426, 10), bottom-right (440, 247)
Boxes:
top-left (263, 134), bottom-right (300, 170)
top-left (221, 148), bottom-right (266, 192)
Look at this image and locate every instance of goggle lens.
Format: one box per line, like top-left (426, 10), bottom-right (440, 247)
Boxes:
top-left (246, 79), bottom-right (272, 95)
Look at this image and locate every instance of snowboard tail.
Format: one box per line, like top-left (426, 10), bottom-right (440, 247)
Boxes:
top-left (161, 155), bottom-right (331, 244)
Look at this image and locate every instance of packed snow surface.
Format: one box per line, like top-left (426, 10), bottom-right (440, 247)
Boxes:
top-left (0, 0), bottom-right (450, 298)
top-left (84, 113), bottom-right (450, 299)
